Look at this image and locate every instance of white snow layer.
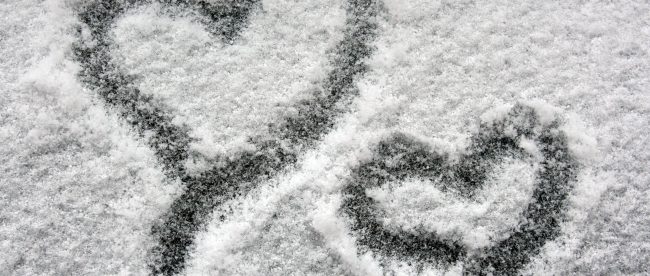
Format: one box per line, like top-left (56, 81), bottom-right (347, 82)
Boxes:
top-left (1, 0), bottom-right (649, 275)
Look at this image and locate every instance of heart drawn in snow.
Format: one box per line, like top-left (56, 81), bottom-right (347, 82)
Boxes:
top-left (341, 104), bottom-right (577, 274)
top-left (74, 0), bottom-right (379, 274)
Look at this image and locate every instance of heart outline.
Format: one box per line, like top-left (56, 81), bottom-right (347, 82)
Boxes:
top-left (341, 104), bottom-right (577, 274)
top-left (74, 0), bottom-right (381, 274)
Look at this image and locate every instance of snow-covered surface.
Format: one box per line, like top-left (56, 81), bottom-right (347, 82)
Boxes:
top-left (112, 0), bottom-right (345, 161)
top-left (1, 0), bottom-right (649, 275)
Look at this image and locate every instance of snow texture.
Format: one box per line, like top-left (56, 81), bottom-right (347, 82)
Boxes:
top-left (1, 0), bottom-right (650, 275)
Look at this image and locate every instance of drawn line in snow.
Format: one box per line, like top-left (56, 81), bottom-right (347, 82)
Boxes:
top-left (73, 0), bottom-right (577, 275)
top-left (341, 104), bottom-right (578, 274)
top-left (73, 0), bottom-right (380, 274)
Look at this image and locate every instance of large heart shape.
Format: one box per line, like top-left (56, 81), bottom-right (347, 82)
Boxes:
top-left (74, 0), bottom-right (380, 274)
top-left (341, 104), bottom-right (577, 274)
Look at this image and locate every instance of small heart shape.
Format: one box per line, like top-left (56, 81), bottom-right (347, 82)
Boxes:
top-left (341, 103), bottom-right (577, 274)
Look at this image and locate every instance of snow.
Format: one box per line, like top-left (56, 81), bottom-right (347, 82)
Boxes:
top-left (111, 0), bottom-right (345, 162)
top-left (366, 156), bottom-right (538, 250)
top-left (1, 0), bottom-right (650, 275)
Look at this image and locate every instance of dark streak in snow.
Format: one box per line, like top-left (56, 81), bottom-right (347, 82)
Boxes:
top-left (73, 0), bottom-right (380, 274)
